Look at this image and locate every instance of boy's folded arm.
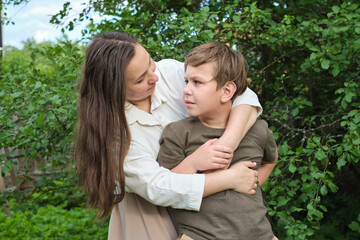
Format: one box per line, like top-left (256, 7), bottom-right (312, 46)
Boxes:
top-left (258, 148), bottom-right (278, 186)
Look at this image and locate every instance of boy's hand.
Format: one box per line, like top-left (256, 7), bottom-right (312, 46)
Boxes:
top-left (183, 138), bottom-right (233, 172)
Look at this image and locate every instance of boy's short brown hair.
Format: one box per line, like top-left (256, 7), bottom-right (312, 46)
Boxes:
top-left (184, 42), bottom-right (248, 99)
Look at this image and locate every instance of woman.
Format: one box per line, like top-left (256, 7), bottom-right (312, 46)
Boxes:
top-left (76, 32), bottom-right (261, 239)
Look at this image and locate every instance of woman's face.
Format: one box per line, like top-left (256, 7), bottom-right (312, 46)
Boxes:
top-left (125, 44), bottom-right (158, 106)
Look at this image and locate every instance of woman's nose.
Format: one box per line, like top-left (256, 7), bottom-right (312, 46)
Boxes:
top-left (149, 72), bottom-right (159, 84)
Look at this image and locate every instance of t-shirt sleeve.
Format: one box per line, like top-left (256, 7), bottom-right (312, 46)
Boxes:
top-left (263, 128), bottom-right (277, 163)
top-left (232, 87), bottom-right (263, 116)
top-left (157, 124), bottom-right (186, 170)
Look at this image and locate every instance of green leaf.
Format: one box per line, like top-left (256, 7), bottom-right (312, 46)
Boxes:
top-left (353, 138), bottom-right (360, 145)
top-left (336, 146), bottom-right (343, 156)
top-left (11, 92), bottom-right (22, 98)
top-left (344, 92), bottom-right (353, 103)
top-left (313, 136), bottom-right (321, 145)
top-left (206, 21), bottom-right (217, 29)
top-left (315, 149), bottom-right (327, 160)
top-left (332, 6), bottom-right (340, 13)
top-left (320, 185), bottom-right (328, 196)
top-left (337, 155), bottom-right (347, 168)
top-left (277, 196), bottom-right (289, 207)
top-left (292, 108), bottom-right (299, 117)
top-left (327, 12), bottom-right (334, 18)
top-left (320, 58), bottom-right (330, 70)
top-left (35, 81), bottom-right (42, 89)
top-left (349, 221), bottom-right (360, 232)
top-left (233, 15), bottom-right (240, 23)
top-left (289, 164), bottom-right (297, 173)
top-left (348, 110), bottom-right (358, 117)
top-left (310, 53), bottom-right (317, 61)
top-left (36, 113), bottom-right (45, 123)
top-left (331, 64), bottom-right (340, 77)
top-left (1, 164), bottom-right (10, 175)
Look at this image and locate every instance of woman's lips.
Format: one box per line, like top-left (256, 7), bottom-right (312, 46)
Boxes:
top-left (148, 84), bottom-right (156, 91)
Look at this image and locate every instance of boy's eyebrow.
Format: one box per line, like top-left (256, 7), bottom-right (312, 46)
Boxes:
top-left (186, 74), bottom-right (213, 82)
top-left (135, 55), bottom-right (151, 81)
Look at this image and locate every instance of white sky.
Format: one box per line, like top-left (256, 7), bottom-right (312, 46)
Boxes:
top-left (4, 0), bottom-right (102, 48)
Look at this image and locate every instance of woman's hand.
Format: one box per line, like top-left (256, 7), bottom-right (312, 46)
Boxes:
top-left (228, 161), bottom-right (258, 194)
top-left (180, 138), bottom-right (233, 173)
top-left (203, 161), bottom-right (258, 197)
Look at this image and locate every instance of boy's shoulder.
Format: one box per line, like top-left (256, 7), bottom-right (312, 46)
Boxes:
top-left (163, 117), bottom-right (200, 138)
top-left (166, 116), bottom-right (199, 129)
top-left (245, 119), bottom-right (273, 147)
top-left (161, 117), bottom-right (199, 146)
top-left (251, 119), bottom-right (269, 131)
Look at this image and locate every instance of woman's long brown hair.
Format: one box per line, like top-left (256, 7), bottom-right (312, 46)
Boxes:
top-left (75, 32), bottom-right (138, 220)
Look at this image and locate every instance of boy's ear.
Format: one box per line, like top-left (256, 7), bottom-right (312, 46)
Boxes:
top-left (221, 81), bottom-right (237, 103)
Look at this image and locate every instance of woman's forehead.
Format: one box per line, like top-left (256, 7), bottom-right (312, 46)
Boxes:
top-left (125, 44), bottom-right (150, 82)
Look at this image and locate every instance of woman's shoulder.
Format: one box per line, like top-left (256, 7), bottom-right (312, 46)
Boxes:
top-left (155, 59), bottom-right (184, 69)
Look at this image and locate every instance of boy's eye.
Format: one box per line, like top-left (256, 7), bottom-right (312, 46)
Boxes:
top-left (194, 80), bottom-right (201, 85)
top-left (184, 80), bottom-right (189, 84)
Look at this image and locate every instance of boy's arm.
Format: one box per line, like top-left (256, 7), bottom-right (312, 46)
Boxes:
top-left (216, 104), bottom-right (257, 150)
top-left (216, 88), bottom-right (261, 150)
top-left (258, 125), bottom-right (278, 186)
top-left (258, 148), bottom-right (278, 186)
top-left (158, 125), bottom-right (233, 174)
top-left (157, 124), bottom-right (258, 196)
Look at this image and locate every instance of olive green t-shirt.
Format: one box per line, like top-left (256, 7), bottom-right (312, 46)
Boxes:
top-left (157, 118), bottom-right (277, 240)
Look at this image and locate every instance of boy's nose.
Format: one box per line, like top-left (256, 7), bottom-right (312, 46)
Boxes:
top-left (183, 84), bottom-right (192, 95)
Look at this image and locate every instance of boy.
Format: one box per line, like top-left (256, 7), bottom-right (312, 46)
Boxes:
top-left (157, 42), bottom-right (278, 240)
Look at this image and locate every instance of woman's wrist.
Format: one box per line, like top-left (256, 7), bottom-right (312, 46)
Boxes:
top-left (171, 156), bottom-right (197, 174)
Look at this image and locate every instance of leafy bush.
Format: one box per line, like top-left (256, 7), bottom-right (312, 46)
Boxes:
top-left (0, 202), bottom-right (109, 240)
top-left (0, 39), bottom-right (82, 189)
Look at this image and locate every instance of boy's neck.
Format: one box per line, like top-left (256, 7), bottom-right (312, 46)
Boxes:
top-left (198, 102), bottom-right (232, 129)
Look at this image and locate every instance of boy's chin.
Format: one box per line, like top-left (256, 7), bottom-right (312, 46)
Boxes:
top-left (186, 110), bottom-right (199, 117)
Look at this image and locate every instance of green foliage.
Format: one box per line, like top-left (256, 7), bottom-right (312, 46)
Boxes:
top-left (0, 39), bottom-right (83, 178)
top-left (349, 214), bottom-right (360, 233)
top-left (0, 201), bottom-right (109, 240)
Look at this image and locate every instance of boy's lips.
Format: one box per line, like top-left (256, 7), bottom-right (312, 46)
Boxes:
top-left (184, 100), bottom-right (195, 106)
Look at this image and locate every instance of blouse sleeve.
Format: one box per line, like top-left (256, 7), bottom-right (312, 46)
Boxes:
top-left (232, 87), bottom-right (263, 116)
top-left (123, 138), bottom-right (204, 211)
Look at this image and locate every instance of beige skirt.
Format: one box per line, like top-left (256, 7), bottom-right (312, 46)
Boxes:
top-left (108, 193), bottom-right (177, 240)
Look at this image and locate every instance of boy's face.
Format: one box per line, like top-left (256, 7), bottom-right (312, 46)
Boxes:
top-left (183, 62), bottom-right (223, 118)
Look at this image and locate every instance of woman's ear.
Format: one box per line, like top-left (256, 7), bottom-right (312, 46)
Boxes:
top-left (221, 81), bottom-right (237, 103)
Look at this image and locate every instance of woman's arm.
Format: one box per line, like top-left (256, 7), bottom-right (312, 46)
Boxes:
top-left (217, 104), bottom-right (258, 150)
top-left (203, 161), bottom-right (258, 196)
top-left (216, 88), bottom-right (262, 150)
top-left (125, 133), bottom-right (257, 211)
